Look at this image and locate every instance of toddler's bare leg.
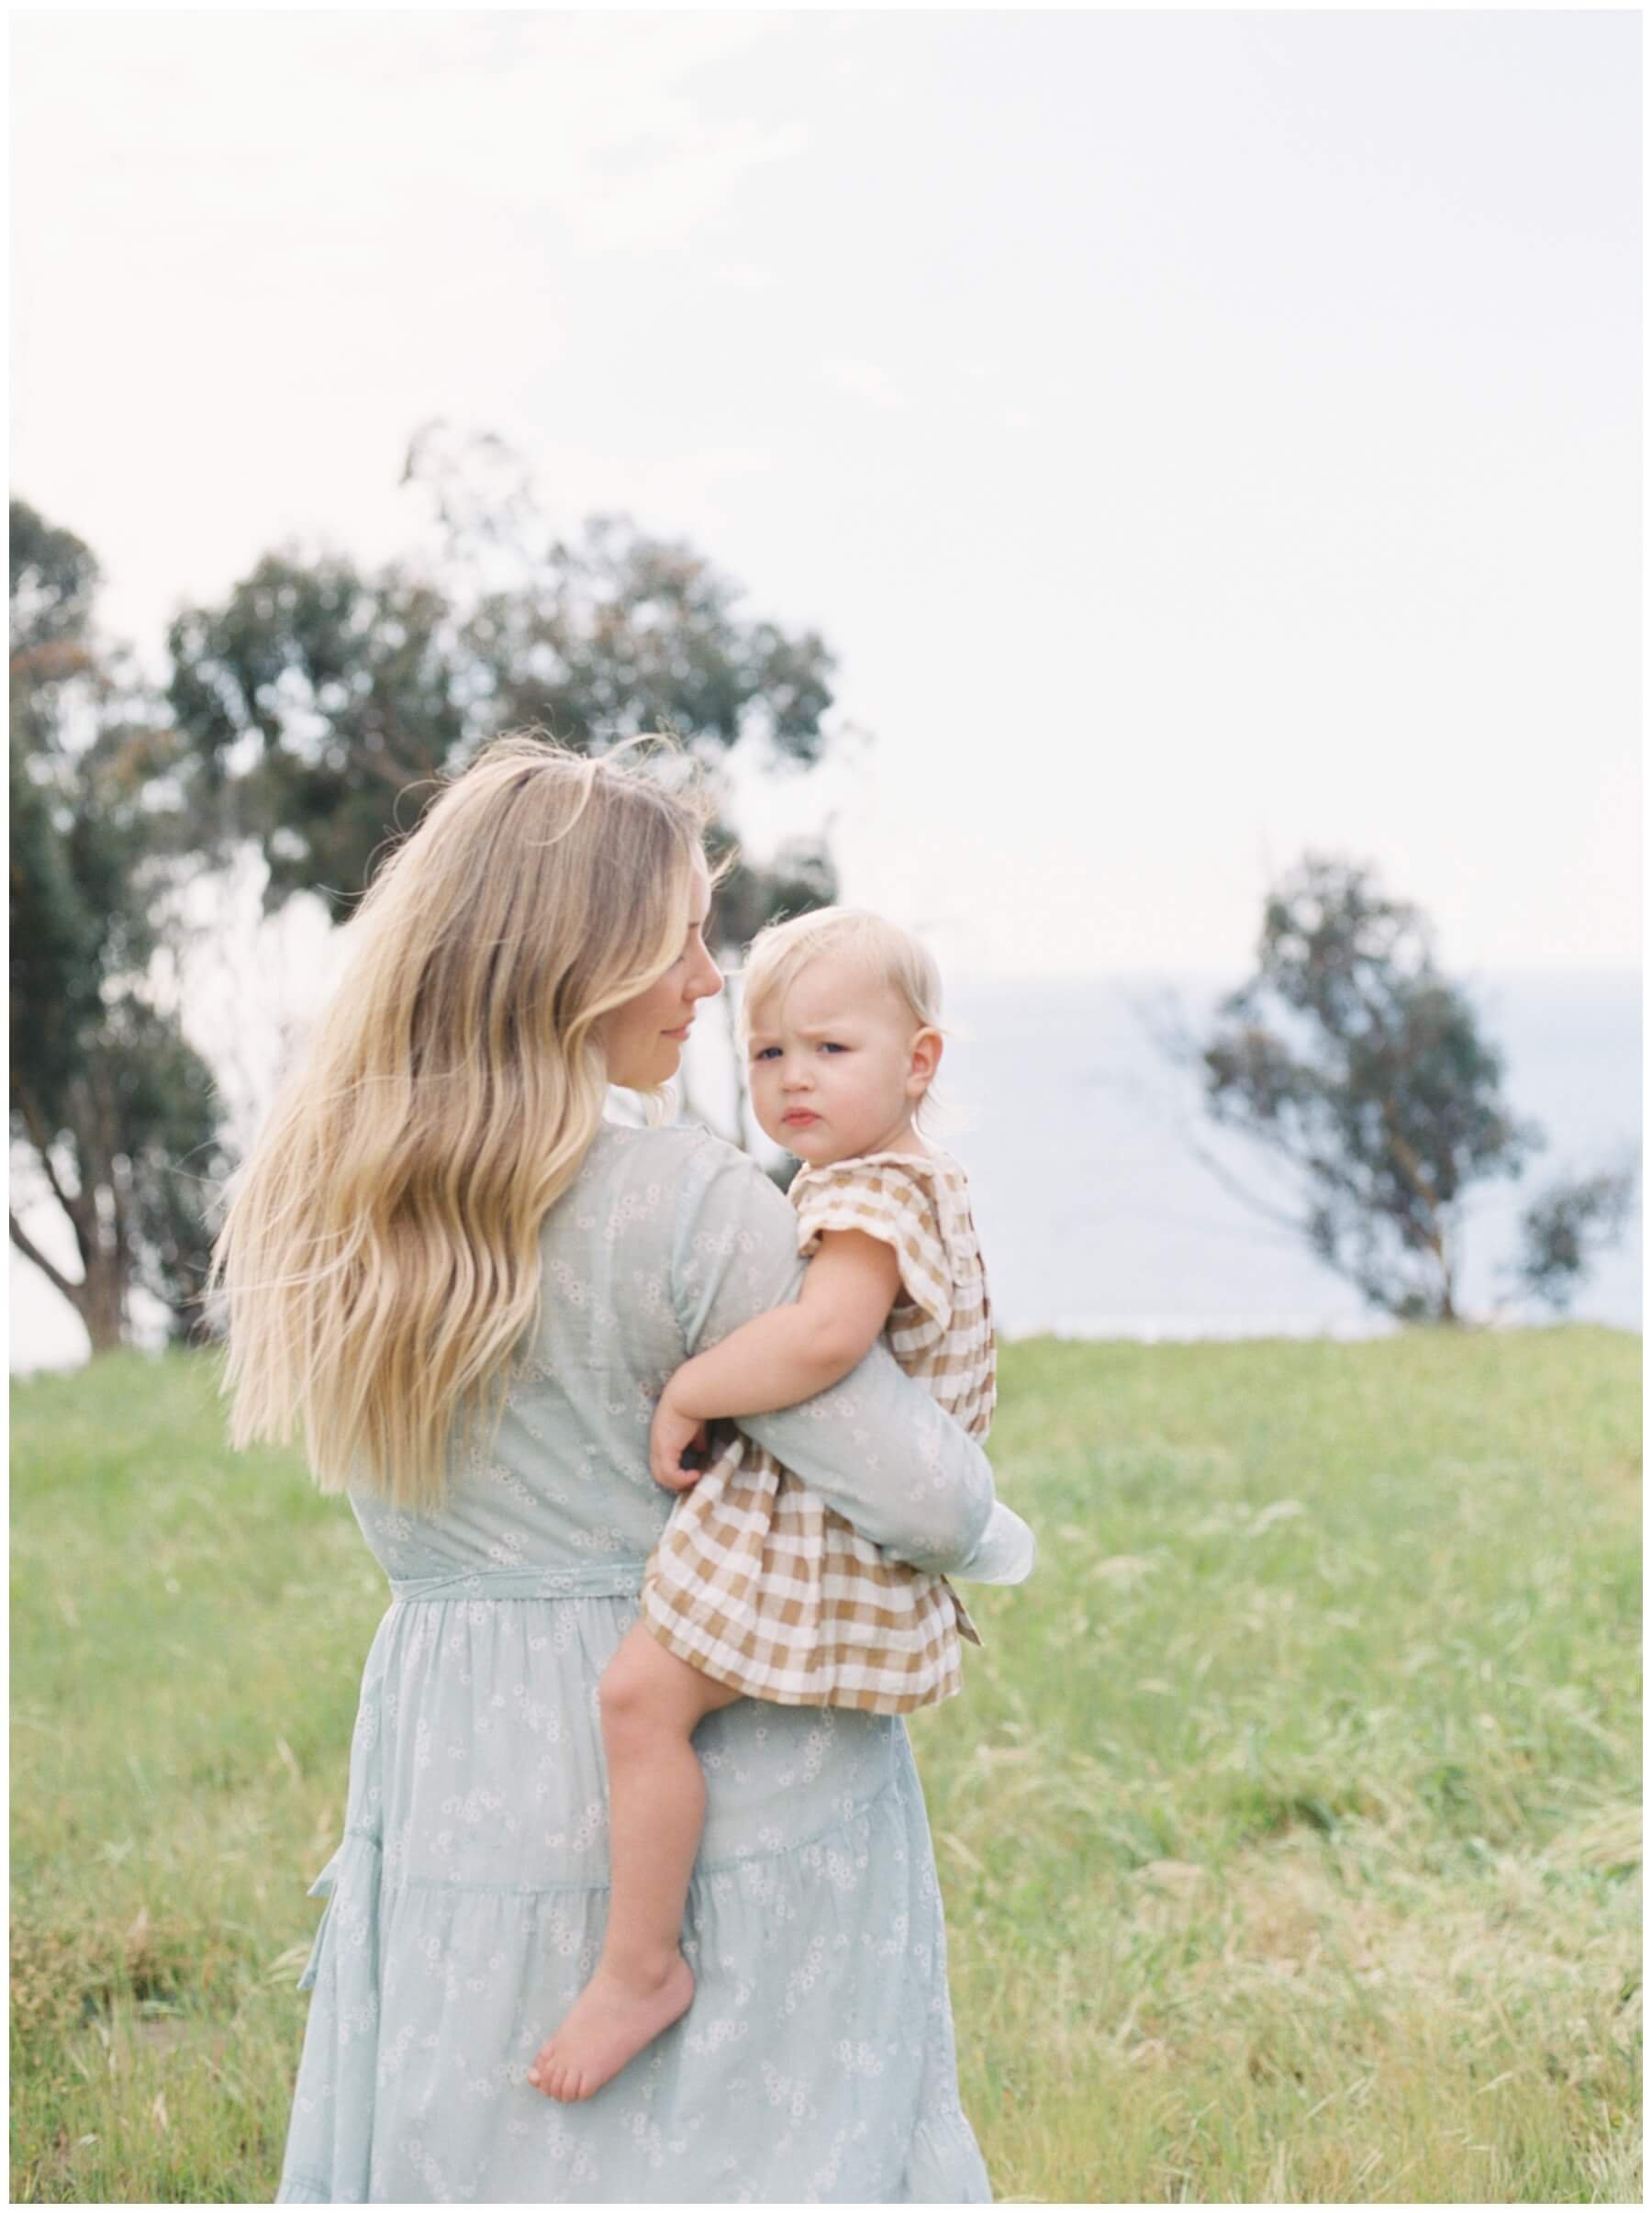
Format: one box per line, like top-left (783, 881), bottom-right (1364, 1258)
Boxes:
top-left (528, 1622), bottom-right (742, 2102)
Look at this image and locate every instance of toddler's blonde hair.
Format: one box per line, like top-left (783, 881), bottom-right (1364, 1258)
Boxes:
top-left (739, 906), bottom-right (946, 1124)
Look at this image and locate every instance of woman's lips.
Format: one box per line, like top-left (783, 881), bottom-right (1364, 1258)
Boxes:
top-left (663, 1023), bottom-right (693, 1041)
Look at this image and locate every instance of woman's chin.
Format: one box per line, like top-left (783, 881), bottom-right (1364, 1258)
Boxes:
top-left (605, 1054), bottom-right (679, 1093)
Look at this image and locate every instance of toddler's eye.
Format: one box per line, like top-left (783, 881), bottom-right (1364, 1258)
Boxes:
top-left (820, 1042), bottom-right (847, 1054)
top-left (753, 1045), bottom-right (780, 1061)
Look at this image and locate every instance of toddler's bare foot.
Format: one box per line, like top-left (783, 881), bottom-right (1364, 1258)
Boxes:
top-left (527, 1951), bottom-right (694, 2102)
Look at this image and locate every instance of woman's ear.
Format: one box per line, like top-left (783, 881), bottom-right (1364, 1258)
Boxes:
top-left (907, 1027), bottom-right (943, 1097)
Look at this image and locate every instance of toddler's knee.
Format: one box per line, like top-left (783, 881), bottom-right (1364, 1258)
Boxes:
top-left (598, 1647), bottom-right (656, 1745)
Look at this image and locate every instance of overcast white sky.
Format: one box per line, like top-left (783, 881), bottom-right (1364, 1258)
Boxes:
top-left (11, 7), bottom-right (1641, 976)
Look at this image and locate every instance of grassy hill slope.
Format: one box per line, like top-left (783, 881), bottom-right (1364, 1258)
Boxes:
top-left (12, 1331), bottom-right (1640, 2202)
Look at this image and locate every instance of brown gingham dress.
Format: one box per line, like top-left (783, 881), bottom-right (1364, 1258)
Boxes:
top-left (638, 1150), bottom-right (997, 1715)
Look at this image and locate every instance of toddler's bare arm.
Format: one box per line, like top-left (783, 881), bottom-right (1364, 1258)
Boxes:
top-left (649, 1231), bottom-right (900, 1489)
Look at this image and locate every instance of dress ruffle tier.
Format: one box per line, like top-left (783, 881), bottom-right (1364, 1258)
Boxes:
top-left (276, 1582), bottom-right (990, 2206)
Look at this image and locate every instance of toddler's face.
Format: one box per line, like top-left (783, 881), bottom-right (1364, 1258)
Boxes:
top-left (744, 952), bottom-right (938, 1167)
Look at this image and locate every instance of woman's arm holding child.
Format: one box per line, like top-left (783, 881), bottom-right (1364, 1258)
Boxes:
top-left (649, 1231), bottom-right (899, 1491)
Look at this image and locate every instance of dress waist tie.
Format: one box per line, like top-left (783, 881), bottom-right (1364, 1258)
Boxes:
top-left (388, 1562), bottom-right (646, 1604)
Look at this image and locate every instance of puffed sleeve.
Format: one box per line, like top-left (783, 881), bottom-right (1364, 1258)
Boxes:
top-left (669, 1134), bottom-right (1035, 1583)
top-left (791, 1158), bottom-right (953, 1332)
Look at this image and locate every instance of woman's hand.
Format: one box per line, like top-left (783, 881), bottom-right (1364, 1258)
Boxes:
top-left (650, 1390), bottom-right (709, 1492)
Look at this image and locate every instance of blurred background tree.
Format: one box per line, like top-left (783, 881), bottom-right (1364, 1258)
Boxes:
top-left (1509, 1158), bottom-right (1639, 1315)
top-left (14, 432), bottom-right (848, 1358)
top-left (164, 424), bottom-right (841, 1139)
top-left (10, 500), bottom-right (230, 1349)
top-left (1165, 855), bottom-right (1635, 1324)
top-left (12, 464), bottom-right (1636, 1357)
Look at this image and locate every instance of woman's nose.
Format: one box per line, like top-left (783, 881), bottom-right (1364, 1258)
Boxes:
top-left (689, 948), bottom-right (723, 1000)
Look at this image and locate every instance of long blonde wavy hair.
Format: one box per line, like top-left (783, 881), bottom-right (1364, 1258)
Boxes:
top-left (211, 731), bottom-right (718, 1510)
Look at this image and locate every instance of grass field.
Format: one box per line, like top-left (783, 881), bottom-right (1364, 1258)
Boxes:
top-left (11, 1330), bottom-right (1642, 2204)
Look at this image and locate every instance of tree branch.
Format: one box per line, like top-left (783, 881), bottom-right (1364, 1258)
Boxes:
top-left (1379, 1101), bottom-right (1451, 1308)
top-left (1182, 1131), bottom-right (1316, 1239)
top-left (94, 1061), bottom-right (132, 1275)
top-left (1379, 1104), bottom-right (1442, 1224)
top-left (352, 712), bottom-right (427, 794)
top-left (8, 1212), bottom-right (84, 1307)
top-left (1126, 985), bottom-right (1364, 1247)
top-left (12, 1086), bottom-right (93, 1256)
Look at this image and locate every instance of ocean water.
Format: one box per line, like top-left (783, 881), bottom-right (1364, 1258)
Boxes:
top-left (9, 969), bottom-right (1641, 1371)
top-left (932, 969), bottom-right (1642, 1339)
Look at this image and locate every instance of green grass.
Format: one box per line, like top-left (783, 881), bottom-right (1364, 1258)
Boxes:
top-left (12, 1331), bottom-right (1642, 2203)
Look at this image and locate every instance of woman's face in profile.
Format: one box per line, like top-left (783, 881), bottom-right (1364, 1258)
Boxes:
top-left (600, 855), bottom-right (721, 1089)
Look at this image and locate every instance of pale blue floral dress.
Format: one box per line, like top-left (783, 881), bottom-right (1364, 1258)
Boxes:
top-left (276, 1121), bottom-right (1035, 2205)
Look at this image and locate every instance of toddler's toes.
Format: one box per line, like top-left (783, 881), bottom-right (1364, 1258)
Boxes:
top-left (535, 2047), bottom-right (571, 2101)
top-left (530, 1956), bottom-right (694, 2102)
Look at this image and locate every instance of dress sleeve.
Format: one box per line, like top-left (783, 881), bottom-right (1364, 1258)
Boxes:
top-left (669, 1135), bottom-right (1035, 1582)
top-left (791, 1160), bottom-right (953, 1332)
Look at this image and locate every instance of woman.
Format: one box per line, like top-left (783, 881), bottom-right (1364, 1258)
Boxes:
top-left (216, 732), bottom-right (1032, 2204)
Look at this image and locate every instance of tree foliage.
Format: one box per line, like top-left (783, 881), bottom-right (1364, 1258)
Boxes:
top-left (10, 499), bottom-right (231, 1350)
top-left (1512, 1160), bottom-right (1638, 1313)
top-left (1188, 855), bottom-right (1632, 1324)
top-left (165, 430), bottom-right (841, 968)
top-left (167, 553), bottom-right (466, 907)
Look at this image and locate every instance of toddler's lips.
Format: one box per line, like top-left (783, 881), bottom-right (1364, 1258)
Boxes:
top-left (782, 1111), bottom-right (820, 1128)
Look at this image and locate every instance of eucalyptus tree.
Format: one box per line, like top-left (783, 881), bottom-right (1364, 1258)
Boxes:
top-left (1183, 855), bottom-right (1635, 1324)
top-left (10, 500), bottom-right (229, 1350)
top-left (165, 428), bottom-right (842, 1134)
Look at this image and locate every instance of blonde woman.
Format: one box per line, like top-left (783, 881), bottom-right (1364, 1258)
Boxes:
top-left (218, 732), bottom-right (1032, 2205)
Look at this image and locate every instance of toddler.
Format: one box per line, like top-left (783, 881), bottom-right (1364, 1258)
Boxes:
top-left (529, 908), bottom-right (1028, 2102)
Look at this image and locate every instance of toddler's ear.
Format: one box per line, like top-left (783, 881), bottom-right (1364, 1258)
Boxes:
top-left (907, 1027), bottom-right (943, 1096)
